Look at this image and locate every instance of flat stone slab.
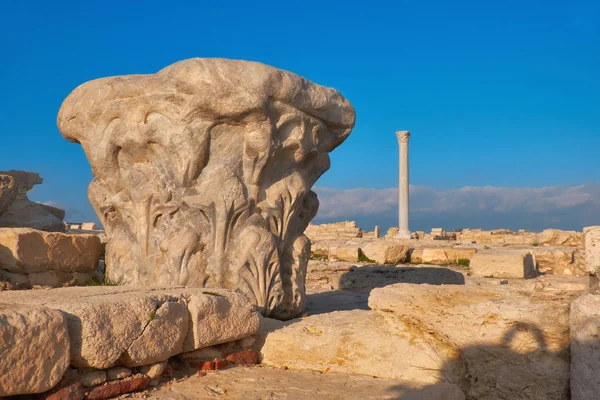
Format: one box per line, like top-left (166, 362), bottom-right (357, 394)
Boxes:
top-left (469, 249), bottom-right (536, 278)
top-left (368, 283), bottom-right (579, 400)
top-left (0, 227), bottom-right (101, 289)
top-left (144, 365), bottom-right (465, 400)
top-left (570, 293), bottom-right (600, 400)
top-left (0, 286), bottom-right (259, 369)
top-left (0, 304), bottom-right (70, 396)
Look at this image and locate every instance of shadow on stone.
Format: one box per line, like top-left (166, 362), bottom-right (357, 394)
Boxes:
top-left (338, 266), bottom-right (465, 294)
top-left (306, 290), bottom-right (370, 315)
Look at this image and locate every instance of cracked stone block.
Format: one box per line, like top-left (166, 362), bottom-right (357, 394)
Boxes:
top-left (0, 286), bottom-right (259, 369)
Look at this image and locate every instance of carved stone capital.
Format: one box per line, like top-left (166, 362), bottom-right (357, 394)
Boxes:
top-left (396, 130), bottom-right (411, 144)
top-left (57, 58), bottom-right (356, 320)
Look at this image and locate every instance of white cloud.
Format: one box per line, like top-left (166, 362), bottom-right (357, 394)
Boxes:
top-left (313, 184), bottom-right (600, 231)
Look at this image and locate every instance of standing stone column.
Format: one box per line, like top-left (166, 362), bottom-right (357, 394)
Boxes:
top-left (395, 131), bottom-right (411, 239)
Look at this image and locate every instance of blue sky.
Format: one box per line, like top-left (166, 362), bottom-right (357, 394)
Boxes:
top-left (1, 0), bottom-right (598, 231)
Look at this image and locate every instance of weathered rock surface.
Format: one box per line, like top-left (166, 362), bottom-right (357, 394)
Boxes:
top-left (145, 365), bottom-right (465, 400)
top-left (533, 246), bottom-right (586, 276)
top-left (0, 170), bottom-right (65, 232)
top-left (369, 283), bottom-right (577, 400)
top-left (584, 226), bottom-right (600, 274)
top-left (360, 240), bottom-right (409, 264)
top-left (57, 58), bottom-right (355, 320)
top-left (328, 243), bottom-right (360, 262)
top-left (0, 174), bottom-right (17, 216)
top-left (306, 260), bottom-right (465, 293)
top-left (0, 228), bottom-right (101, 289)
top-left (0, 304), bottom-right (70, 396)
top-left (410, 247), bottom-right (476, 264)
top-left (0, 286), bottom-right (259, 369)
top-left (259, 309), bottom-right (464, 386)
top-left (539, 228), bottom-right (584, 247)
top-left (469, 249), bottom-right (536, 278)
top-left (570, 293), bottom-right (600, 400)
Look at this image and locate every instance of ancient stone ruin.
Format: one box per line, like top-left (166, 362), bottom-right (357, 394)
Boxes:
top-left (0, 170), bottom-right (65, 232)
top-left (57, 58), bottom-right (355, 319)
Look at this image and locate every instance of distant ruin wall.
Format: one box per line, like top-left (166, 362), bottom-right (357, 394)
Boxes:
top-left (305, 221), bottom-right (363, 242)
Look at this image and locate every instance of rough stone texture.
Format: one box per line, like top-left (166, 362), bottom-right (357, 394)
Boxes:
top-left (369, 283), bottom-right (577, 400)
top-left (584, 226), bottom-right (600, 274)
top-left (0, 286), bottom-right (259, 369)
top-left (328, 243), bottom-right (360, 262)
top-left (0, 170), bottom-right (65, 232)
top-left (139, 361), bottom-right (167, 379)
top-left (106, 367), bottom-right (132, 381)
top-left (0, 228), bottom-right (101, 289)
top-left (570, 293), bottom-right (600, 400)
top-left (411, 247), bottom-right (476, 264)
top-left (533, 246), bottom-right (586, 276)
top-left (144, 365), bottom-right (465, 400)
top-left (57, 58), bottom-right (355, 320)
top-left (120, 301), bottom-right (189, 366)
top-left (259, 310), bottom-right (465, 387)
top-left (80, 370), bottom-right (107, 388)
top-left (305, 221), bottom-right (363, 241)
top-left (0, 304), bottom-right (70, 396)
top-left (360, 240), bottom-right (409, 264)
top-left (306, 260), bottom-right (465, 293)
top-left (0, 174), bottom-right (17, 216)
top-left (469, 249), bottom-right (536, 278)
top-left (539, 228), bottom-right (584, 247)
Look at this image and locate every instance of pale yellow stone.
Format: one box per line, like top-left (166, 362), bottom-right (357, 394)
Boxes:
top-left (0, 304), bottom-right (70, 396)
top-left (469, 250), bottom-right (536, 278)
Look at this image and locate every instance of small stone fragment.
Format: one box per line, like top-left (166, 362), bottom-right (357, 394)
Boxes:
top-left (106, 366), bottom-right (132, 381)
top-left (80, 370), bottom-right (107, 388)
top-left (138, 361), bottom-right (166, 379)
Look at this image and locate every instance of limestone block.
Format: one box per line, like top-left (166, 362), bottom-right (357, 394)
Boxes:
top-left (421, 248), bottom-right (450, 264)
top-left (0, 304), bottom-right (70, 396)
top-left (80, 222), bottom-right (97, 230)
top-left (0, 228), bottom-right (101, 289)
top-left (570, 294), bottom-right (600, 400)
top-left (0, 170), bottom-right (65, 232)
top-left (329, 244), bottom-right (360, 262)
top-left (533, 247), bottom-right (586, 276)
top-left (57, 58), bottom-right (355, 320)
top-left (409, 248), bottom-right (423, 263)
top-left (259, 310), bottom-right (465, 385)
top-left (469, 250), bottom-right (536, 278)
top-left (183, 289), bottom-right (261, 351)
top-left (0, 228), bottom-right (101, 274)
top-left (360, 240), bottom-right (408, 264)
top-left (369, 283), bottom-right (574, 400)
top-left (0, 286), bottom-right (259, 369)
top-left (119, 301), bottom-right (189, 367)
top-left (584, 226), bottom-right (600, 274)
top-left (539, 229), bottom-right (583, 247)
